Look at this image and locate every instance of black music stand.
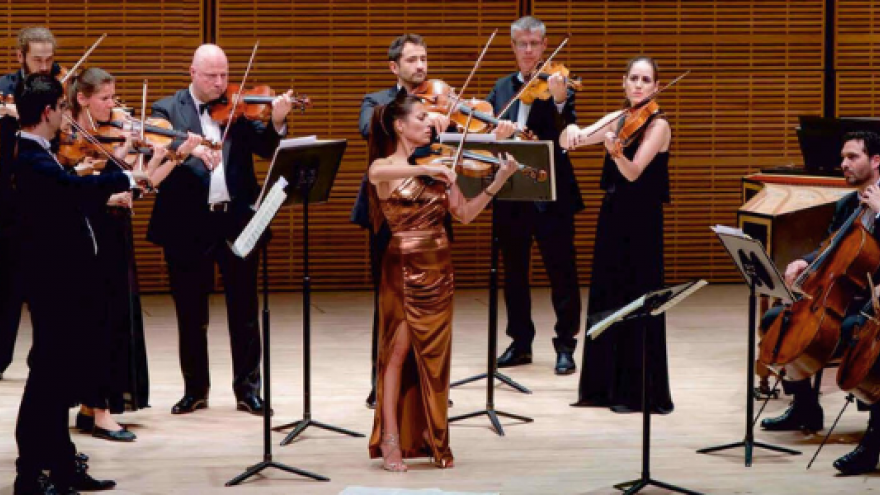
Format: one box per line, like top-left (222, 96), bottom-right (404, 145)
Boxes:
top-left (226, 136), bottom-right (350, 486)
top-left (696, 226), bottom-right (801, 466)
top-left (256, 139), bottom-right (366, 447)
top-left (443, 137), bottom-right (556, 435)
top-left (588, 280), bottom-right (707, 495)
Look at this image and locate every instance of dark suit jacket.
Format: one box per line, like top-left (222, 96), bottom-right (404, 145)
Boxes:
top-left (148, 88), bottom-right (284, 257)
top-left (486, 73), bottom-right (584, 215)
top-left (0, 64), bottom-right (63, 237)
top-left (802, 191), bottom-right (880, 265)
top-left (351, 87), bottom-right (399, 230)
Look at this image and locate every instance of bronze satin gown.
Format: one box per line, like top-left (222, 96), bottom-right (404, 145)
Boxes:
top-left (368, 176), bottom-right (455, 466)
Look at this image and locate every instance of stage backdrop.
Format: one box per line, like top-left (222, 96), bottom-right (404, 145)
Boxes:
top-left (2, 1), bottom-right (866, 292)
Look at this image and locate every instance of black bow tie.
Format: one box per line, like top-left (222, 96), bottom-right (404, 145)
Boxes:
top-left (198, 95), bottom-right (227, 115)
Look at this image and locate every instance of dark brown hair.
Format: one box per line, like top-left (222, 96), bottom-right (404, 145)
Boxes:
top-left (366, 90), bottom-right (422, 231)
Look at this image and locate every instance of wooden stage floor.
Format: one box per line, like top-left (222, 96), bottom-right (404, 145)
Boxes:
top-left (0, 285), bottom-right (876, 494)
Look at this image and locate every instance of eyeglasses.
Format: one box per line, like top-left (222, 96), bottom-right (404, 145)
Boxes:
top-left (514, 40), bottom-right (544, 51)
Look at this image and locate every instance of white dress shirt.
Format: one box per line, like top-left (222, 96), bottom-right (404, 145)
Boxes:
top-left (190, 85), bottom-right (231, 205)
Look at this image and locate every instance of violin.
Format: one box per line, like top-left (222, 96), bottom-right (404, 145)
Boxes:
top-left (413, 80), bottom-right (536, 140)
top-left (520, 62), bottom-right (582, 105)
top-left (98, 108), bottom-right (220, 151)
top-left (207, 84), bottom-right (311, 126)
top-left (616, 100), bottom-right (662, 148)
top-left (760, 206), bottom-right (880, 381)
top-left (416, 143), bottom-right (547, 183)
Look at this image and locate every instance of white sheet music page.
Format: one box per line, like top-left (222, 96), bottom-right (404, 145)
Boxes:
top-left (232, 176), bottom-right (289, 259)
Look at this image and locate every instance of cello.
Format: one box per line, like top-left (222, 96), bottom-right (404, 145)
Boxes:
top-left (759, 204), bottom-right (880, 381)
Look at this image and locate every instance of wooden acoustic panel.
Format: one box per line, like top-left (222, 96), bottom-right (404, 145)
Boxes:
top-left (0, 1), bottom-right (204, 292)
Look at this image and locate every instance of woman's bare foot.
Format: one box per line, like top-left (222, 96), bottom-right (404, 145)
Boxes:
top-left (380, 433), bottom-right (407, 472)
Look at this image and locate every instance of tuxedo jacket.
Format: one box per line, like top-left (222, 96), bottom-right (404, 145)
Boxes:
top-left (13, 136), bottom-right (130, 296)
top-left (148, 89), bottom-right (283, 257)
top-left (0, 64), bottom-right (63, 236)
top-left (486, 73), bottom-right (584, 216)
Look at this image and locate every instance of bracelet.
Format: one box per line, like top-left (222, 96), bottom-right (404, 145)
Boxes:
top-left (484, 188), bottom-right (497, 197)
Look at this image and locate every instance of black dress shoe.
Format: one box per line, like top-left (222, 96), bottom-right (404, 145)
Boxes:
top-left (555, 351), bottom-right (576, 375)
top-left (236, 394), bottom-right (271, 416)
top-left (761, 401), bottom-right (824, 431)
top-left (63, 471), bottom-right (115, 492)
top-left (497, 343), bottom-right (532, 368)
top-left (171, 395), bottom-right (208, 414)
top-left (834, 426), bottom-right (880, 475)
top-left (75, 413), bottom-right (94, 433)
top-left (366, 389), bottom-right (376, 409)
top-left (74, 453), bottom-right (89, 463)
top-left (14, 473), bottom-right (58, 495)
top-left (92, 425), bottom-right (136, 442)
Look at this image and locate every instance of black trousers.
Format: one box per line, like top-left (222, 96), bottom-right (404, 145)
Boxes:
top-left (15, 292), bottom-right (83, 482)
top-left (165, 213), bottom-right (261, 400)
top-left (0, 232), bottom-right (23, 373)
top-left (495, 203), bottom-right (581, 354)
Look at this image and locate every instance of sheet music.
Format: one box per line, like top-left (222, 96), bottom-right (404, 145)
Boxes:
top-left (232, 176), bottom-right (288, 259)
top-left (586, 295), bottom-right (646, 340)
top-left (711, 225), bottom-right (749, 238)
top-left (650, 280), bottom-right (708, 316)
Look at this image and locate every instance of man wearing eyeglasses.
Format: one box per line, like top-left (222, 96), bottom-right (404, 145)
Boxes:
top-left (487, 16), bottom-right (583, 376)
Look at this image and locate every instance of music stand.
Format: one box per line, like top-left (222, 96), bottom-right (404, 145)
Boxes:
top-left (249, 139), bottom-right (367, 447)
top-left (442, 137), bottom-right (556, 436)
top-left (226, 135), bottom-right (350, 485)
top-left (696, 226), bottom-right (801, 466)
top-left (588, 280), bottom-right (707, 495)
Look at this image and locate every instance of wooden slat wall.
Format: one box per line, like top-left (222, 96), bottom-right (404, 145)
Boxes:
top-left (0, 1), bottom-right (204, 291)
top-left (1, 2), bottom-right (831, 291)
top-left (216, 0), bottom-right (521, 290)
top-left (837, 2), bottom-right (880, 116)
top-left (533, 1), bottom-right (825, 284)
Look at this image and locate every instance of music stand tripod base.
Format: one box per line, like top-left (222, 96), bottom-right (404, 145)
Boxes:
top-left (698, 229), bottom-right (802, 466)
top-left (271, 142), bottom-right (365, 446)
top-left (451, 370), bottom-right (532, 394)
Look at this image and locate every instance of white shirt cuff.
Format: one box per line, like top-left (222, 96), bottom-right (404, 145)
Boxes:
top-left (274, 122), bottom-right (288, 135)
top-left (555, 101), bottom-right (566, 113)
top-left (123, 171), bottom-right (137, 188)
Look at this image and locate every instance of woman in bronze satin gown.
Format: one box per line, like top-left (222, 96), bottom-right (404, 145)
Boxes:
top-left (365, 93), bottom-right (517, 471)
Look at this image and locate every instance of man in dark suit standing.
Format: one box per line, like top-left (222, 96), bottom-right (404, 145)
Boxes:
top-left (0, 26), bottom-right (62, 379)
top-left (149, 44), bottom-right (296, 416)
top-left (488, 16), bottom-right (583, 375)
top-left (12, 74), bottom-right (141, 495)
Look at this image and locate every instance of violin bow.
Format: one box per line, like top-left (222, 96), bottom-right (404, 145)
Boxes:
top-left (495, 37), bottom-right (569, 120)
top-left (63, 113), bottom-right (132, 171)
top-left (220, 40), bottom-right (260, 147)
top-left (61, 33), bottom-right (107, 85)
top-left (445, 113), bottom-right (475, 189)
top-left (444, 29), bottom-right (497, 120)
top-left (580, 69), bottom-right (691, 142)
top-left (137, 79), bottom-right (148, 173)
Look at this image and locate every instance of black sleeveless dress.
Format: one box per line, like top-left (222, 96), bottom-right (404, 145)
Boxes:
top-left (574, 113), bottom-right (674, 414)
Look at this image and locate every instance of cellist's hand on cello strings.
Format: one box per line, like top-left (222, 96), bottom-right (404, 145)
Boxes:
top-left (860, 184), bottom-right (880, 216)
top-left (784, 259), bottom-right (809, 287)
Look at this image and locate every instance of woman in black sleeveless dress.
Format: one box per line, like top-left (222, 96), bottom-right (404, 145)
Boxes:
top-left (562, 56), bottom-right (674, 414)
